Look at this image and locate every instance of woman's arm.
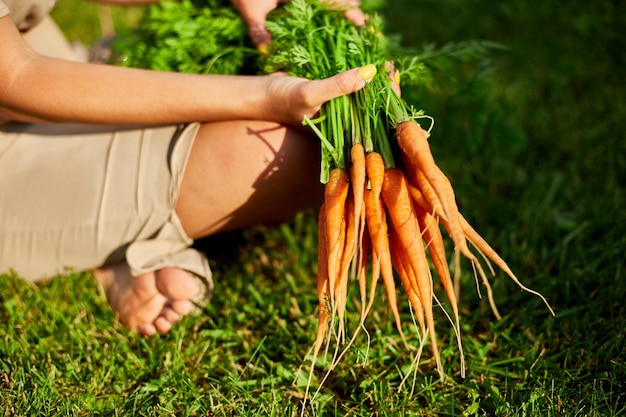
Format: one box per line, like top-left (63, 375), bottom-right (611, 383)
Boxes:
top-left (0, 16), bottom-right (373, 126)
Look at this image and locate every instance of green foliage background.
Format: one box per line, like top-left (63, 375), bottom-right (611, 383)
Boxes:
top-left (1, 0), bottom-right (624, 415)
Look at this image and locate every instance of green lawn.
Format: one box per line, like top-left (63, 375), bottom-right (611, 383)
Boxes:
top-left (2, 0), bottom-right (625, 415)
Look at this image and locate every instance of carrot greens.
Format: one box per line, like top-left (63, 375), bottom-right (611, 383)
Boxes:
top-left (113, 0), bottom-right (255, 75)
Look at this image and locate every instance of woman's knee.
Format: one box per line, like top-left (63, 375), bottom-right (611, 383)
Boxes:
top-left (175, 120), bottom-right (323, 238)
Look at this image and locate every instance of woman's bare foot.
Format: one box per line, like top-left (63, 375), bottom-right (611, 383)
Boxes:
top-left (94, 263), bottom-right (202, 336)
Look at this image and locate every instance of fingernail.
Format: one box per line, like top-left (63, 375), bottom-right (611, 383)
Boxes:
top-left (394, 70), bottom-right (401, 85)
top-left (257, 44), bottom-right (269, 56)
top-left (357, 64), bottom-right (377, 81)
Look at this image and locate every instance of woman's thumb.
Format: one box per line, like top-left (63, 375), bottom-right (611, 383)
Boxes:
top-left (310, 64), bottom-right (377, 103)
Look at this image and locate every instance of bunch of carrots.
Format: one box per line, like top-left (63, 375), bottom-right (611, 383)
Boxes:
top-left (262, 0), bottom-right (554, 401)
top-left (111, 0), bottom-right (552, 406)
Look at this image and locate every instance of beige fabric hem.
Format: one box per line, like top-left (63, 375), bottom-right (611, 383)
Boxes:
top-left (0, 122), bottom-right (212, 299)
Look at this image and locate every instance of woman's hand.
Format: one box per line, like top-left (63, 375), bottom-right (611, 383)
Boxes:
top-left (230, 0), bottom-right (366, 50)
top-left (260, 64), bottom-right (376, 126)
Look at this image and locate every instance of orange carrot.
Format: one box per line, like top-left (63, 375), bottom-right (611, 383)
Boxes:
top-left (356, 220), bottom-right (372, 323)
top-left (364, 187), bottom-right (408, 347)
top-left (436, 213), bottom-right (502, 318)
top-left (350, 142), bottom-right (367, 250)
top-left (335, 193), bottom-right (356, 341)
top-left (416, 206), bottom-right (465, 375)
top-left (401, 153), bottom-right (445, 219)
top-left (416, 208), bottom-right (458, 321)
top-left (323, 167), bottom-right (350, 306)
top-left (365, 152), bottom-right (409, 347)
top-left (458, 213), bottom-right (555, 316)
top-left (317, 204), bottom-right (330, 310)
top-left (381, 168), bottom-right (443, 377)
top-left (349, 143), bottom-right (368, 319)
top-left (432, 164), bottom-right (475, 259)
top-left (396, 121), bottom-right (472, 260)
top-left (305, 205), bottom-right (331, 410)
top-left (388, 229), bottom-right (426, 335)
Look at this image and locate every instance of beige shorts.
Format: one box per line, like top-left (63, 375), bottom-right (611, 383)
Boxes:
top-left (0, 122), bottom-right (212, 290)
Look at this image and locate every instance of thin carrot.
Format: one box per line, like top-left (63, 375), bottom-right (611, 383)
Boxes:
top-left (381, 168), bottom-right (443, 377)
top-left (364, 188), bottom-right (408, 347)
top-left (388, 229), bottom-right (426, 335)
top-left (432, 164), bottom-right (475, 258)
top-left (364, 216), bottom-right (381, 319)
top-left (458, 213), bottom-right (555, 316)
top-left (350, 142), bottom-right (367, 251)
top-left (416, 208), bottom-right (458, 320)
top-left (323, 167), bottom-right (350, 307)
top-left (349, 143), bottom-right (368, 320)
top-left (335, 193), bottom-right (356, 341)
top-left (314, 204), bottom-right (331, 353)
top-left (416, 206), bottom-right (465, 376)
top-left (356, 220), bottom-right (372, 324)
top-left (317, 204), bottom-right (330, 311)
top-left (365, 152), bottom-right (409, 347)
top-left (305, 205), bottom-right (331, 400)
top-left (401, 153), bottom-right (445, 219)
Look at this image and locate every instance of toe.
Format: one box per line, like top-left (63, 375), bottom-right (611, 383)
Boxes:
top-left (139, 322), bottom-right (157, 337)
top-left (160, 305), bottom-right (182, 323)
top-left (155, 267), bottom-right (201, 301)
top-left (154, 316), bottom-right (173, 334)
top-left (169, 299), bottom-right (195, 316)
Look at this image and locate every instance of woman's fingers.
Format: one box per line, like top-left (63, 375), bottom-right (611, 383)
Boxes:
top-left (307, 64), bottom-right (377, 106)
top-left (264, 65), bottom-right (376, 126)
top-left (247, 20), bottom-right (272, 49)
top-left (385, 60), bottom-right (402, 97)
top-left (322, 0), bottom-right (365, 25)
top-left (230, 0), bottom-right (279, 48)
top-left (344, 8), bottom-right (366, 26)
top-left (232, 0), bottom-right (366, 49)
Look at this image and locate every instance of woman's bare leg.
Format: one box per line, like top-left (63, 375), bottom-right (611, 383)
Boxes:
top-left (176, 120), bottom-right (323, 238)
top-left (96, 120), bottom-right (322, 336)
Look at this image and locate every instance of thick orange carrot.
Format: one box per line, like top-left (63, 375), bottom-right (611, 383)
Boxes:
top-left (396, 121), bottom-right (472, 260)
top-left (324, 167), bottom-right (350, 306)
top-left (381, 168), bottom-right (443, 377)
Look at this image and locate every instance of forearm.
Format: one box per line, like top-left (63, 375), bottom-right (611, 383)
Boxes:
top-left (1, 15), bottom-right (370, 127)
top-left (2, 54), bottom-right (271, 125)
